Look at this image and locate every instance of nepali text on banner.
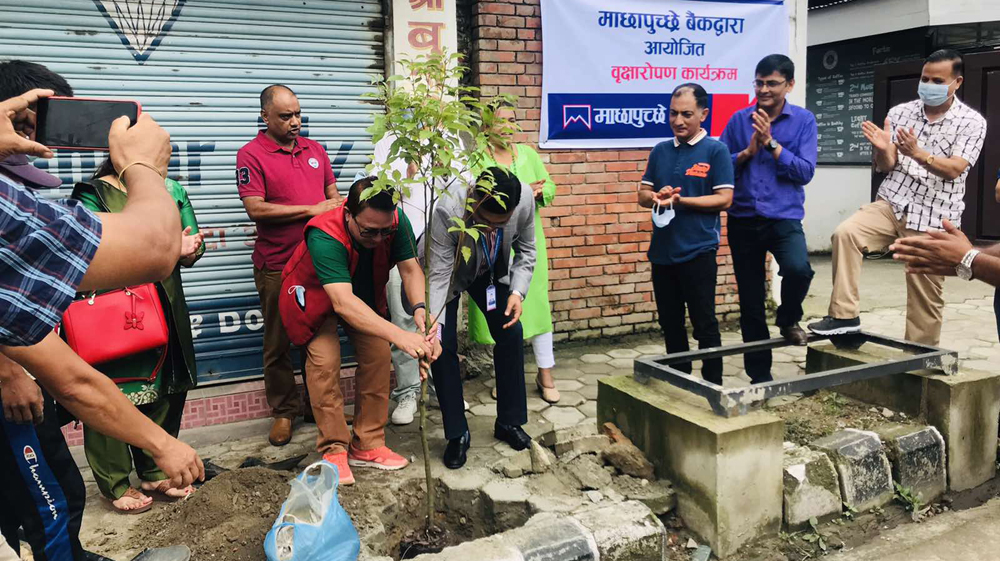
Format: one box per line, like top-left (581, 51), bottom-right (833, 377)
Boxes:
top-left (539, 0), bottom-right (789, 150)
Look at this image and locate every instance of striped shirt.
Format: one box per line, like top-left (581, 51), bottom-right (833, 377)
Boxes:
top-left (877, 98), bottom-right (987, 231)
top-left (0, 174), bottom-right (102, 346)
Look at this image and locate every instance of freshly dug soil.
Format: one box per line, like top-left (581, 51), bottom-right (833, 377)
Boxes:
top-left (129, 467), bottom-right (291, 561)
top-left (769, 390), bottom-right (901, 445)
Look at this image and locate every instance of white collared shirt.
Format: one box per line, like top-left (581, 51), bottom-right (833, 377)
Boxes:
top-left (877, 98), bottom-right (986, 231)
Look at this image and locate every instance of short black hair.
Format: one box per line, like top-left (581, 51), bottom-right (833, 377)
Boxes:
top-left (477, 166), bottom-right (521, 215)
top-left (672, 82), bottom-right (709, 109)
top-left (0, 60), bottom-right (73, 100)
top-left (346, 176), bottom-right (396, 215)
top-left (755, 54), bottom-right (795, 81)
top-left (925, 49), bottom-right (964, 77)
top-left (260, 84), bottom-right (295, 110)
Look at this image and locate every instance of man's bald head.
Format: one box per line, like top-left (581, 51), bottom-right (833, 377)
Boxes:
top-left (260, 84), bottom-right (296, 111)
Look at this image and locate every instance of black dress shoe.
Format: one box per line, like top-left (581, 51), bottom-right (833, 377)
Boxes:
top-left (494, 421), bottom-right (531, 451)
top-left (443, 430), bottom-right (471, 469)
top-left (780, 324), bottom-right (810, 346)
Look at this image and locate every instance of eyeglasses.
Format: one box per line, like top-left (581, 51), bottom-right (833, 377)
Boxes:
top-left (753, 79), bottom-right (787, 90)
top-left (350, 216), bottom-right (396, 238)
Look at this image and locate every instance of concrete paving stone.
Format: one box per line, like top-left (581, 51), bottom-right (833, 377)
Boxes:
top-left (538, 424), bottom-right (598, 448)
top-left (482, 478), bottom-right (534, 533)
top-left (579, 373), bottom-right (609, 386)
top-left (608, 348), bottom-right (642, 359)
top-left (494, 441), bottom-right (522, 457)
top-left (438, 467), bottom-right (493, 515)
top-left (607, 358), bottom-right (635, 370)
top-left (550, 367), bottom-right (585, 380)
top-left (634, 344), bottom-right (666, 355)
top-left (876, 425), bottom-right (947, 504)
top-left (580, 353), bottom-right (612, 364)
top-left (555, 434), bottom-right (612, 460)
top-left (723, 376), bottom-right (751, 388)
top-left (523, 418), bottom-right (556, 440)
top-left (782, 443), bottom-right (843, 529)
top-left (475, 389), bottom-right (495, 403)
top-left (772, 363), bottom-right (804, 380)
top-left (554, 391), bottom-right (587, 408)
top-left (542, 406), bottom-right (587, 428)
top-left (553, 379), bottom-right (583, 392)
top-left (578, 400), bottom-right (597, 419)
top-left (812, 429), bottom-right (893, 512)
top-left (491, 448), bottom-right (533, 478)
top-left (526, 396), bottom-right (551, 413)
top-left (578, 363), bottom-right (616, 375)
top-left (578, 384), bottom-right (599, 401)
top-left (470, 403), bottom-right (498, 417)
top-left (565, 454), bottom-right (614, 490)
top-left (572, 501), bottom-right (667, 561)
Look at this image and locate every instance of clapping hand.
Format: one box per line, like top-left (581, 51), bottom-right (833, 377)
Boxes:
top-left (861, 117), bottom-right (892, 153)
top-left (889, 219), bottom-right (972, 276)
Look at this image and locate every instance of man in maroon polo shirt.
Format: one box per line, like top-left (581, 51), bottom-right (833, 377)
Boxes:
top-left (237, 84), bottom-right (341, 446)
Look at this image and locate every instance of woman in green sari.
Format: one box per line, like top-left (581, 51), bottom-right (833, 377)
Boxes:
top-left (469, 105), bottom-right (561, 404)
top-left (73, 159), bottom-right (205, 513)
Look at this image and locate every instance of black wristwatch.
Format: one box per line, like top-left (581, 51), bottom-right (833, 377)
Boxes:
top-left (411, 302), bottom-right (426, 312)
top-left (764, 139), bottom-right (779, 152)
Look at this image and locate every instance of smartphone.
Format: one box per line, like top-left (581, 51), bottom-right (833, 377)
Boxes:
top-left (35, 97), bottom-right (142, 151)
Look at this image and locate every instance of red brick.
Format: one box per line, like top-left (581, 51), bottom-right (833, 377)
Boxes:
top-left (585, 234), bottom-right (618, 245)
top-left (573, 245), bottom-right (606, 257)
top-left (524, 16), bottom-right (541, 28)
top-left (552, 279), bottom-right (586, 290)
top-left (619, 172), bottom-right (644, 182)
top-left (548, 289), bottom-right (573, 302)
top-left (550, 237), bottom-right (577, 248)
top-left (549, 152), bottom-right (585, 164)
top-left (541, 206), bottom-right (572, 218)
top-left (477, 50), bottom-right (515, 63)
top-left (607, 203), bottom-right (639, 214)
top-left (570, 308), bottom-right (601, 320)
top-left (525, 40), bottom-right (543, 51)
top-left (587, 275), bottom-right (622, 287)
top-left (604, 283), bottom-right (637, 295)
top-left (475, 14), bottom-right (498, 27)
top-left (634, 302), bottom-right (658, 313)
top-left (603, 305), bottom-right (635, 316)
top-left (589, 316), bottom-right (624, 328)
top-left (620, 252), bottom-right (644, 263)
top-left (477, 3), bottom-right (516, 15)
top-left (572, 225), bottom-right (606, 236)
top-left (559, 215), bottom-right (585, 226)
top-left (604, 264), bottom-right (636, 275)
top-left (551, 173), bottom-right (587, 184)
top-left (619, 150), bottom-right (651, 160)
top-left (525, 86), bottom-right (542, 97)
top-left (620, 292), bottom-right (648, 304)
top-left (496, 38), bottom-right (525, 50)
top-left (620, 232), bottom-right (649, 243)
top-left (570, 184), bottom-right (605, 195)
top-left (586, 214), bottom-right (618, 225)
top-left (515, 51), bottom-right (537, 64)
top-left (515, 5), bottom-right (538, 16)
top-left (606, 161), bottom-right (639, 172)
top-left (516, 74), bottom-right (540, 86)
top-left (552, 257), bottom-right (587, 269)
top-left (622, 312), bottom-right (654, 324)
top-left (571, 266), bottom-right (604, 277)
top-left (619, 212), bottom-right (648, 223)
top-left (480, 74), bottom-right (517, 86)
top-left (478, 62), bottom-right (498, 73)
top-left (517, 28), bottom-right (537, 40)
top-left (497, 15), bottom-right (526, 27)
top-left (547, 247), bottom-right (572, 259)
top-left (553, 300), bottom-right (586, 312)
top-left (586, 255), bottom-right (619, 266)
top-left (606, 223), bottom-right (638, 234)
top-left (585, 173), bottom-right (618, 184)
top-left (608, 243), bottom-right (639, 254)
top-left (475, 27), bottom-right (517, 40)
top-left (571, 162), bottom-right (605, 174)
top-left (586, 152), bottom-right (620, 162)
top-left (497, 63), bottom-right (526, 74)
top-left (496, 86), bottom-right (527, 96)
top-left (475, 39), bottom-right (499, 51)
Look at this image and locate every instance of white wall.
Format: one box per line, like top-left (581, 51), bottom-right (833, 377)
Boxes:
top-left (808, 0), bottom-right (929, 46)
top-left (804, 167), bottom-right (872, 251)
top-left (928, 0), bottom-right (1000, 26)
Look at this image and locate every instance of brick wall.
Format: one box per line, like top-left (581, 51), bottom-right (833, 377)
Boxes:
top-left (470, 0), bottom-right (741, 342)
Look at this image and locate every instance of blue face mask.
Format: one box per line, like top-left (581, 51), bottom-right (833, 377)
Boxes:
top-left (918, 80), bottom-right (955, 107)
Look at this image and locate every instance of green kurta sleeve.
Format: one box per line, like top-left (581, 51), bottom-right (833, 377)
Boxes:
top-left (167, 178), bottom-right (205, 261)
top-left (518, 145), bottom-right (556, 208)
top-left (75, 189), bottom-right (103, 213)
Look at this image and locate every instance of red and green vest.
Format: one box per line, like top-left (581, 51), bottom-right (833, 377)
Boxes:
top-left (280, 205), bottom-right (398, 346)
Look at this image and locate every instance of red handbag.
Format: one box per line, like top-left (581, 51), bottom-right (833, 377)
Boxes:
top-left (61, 284), bottom-right (170, 368)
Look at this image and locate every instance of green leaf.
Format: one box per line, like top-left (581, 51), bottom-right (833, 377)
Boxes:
top-left (460, 246), bottom-right (472, 263)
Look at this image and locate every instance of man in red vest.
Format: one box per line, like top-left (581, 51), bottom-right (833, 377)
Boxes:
top-left (280, 176), bottom-right (440, 485)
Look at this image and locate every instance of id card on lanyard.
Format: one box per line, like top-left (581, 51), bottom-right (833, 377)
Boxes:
top-left (482, 228), bottom-right (504, 311)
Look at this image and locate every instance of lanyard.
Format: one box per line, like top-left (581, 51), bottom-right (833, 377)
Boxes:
top-left (480, 228), bottom-right (504, 283)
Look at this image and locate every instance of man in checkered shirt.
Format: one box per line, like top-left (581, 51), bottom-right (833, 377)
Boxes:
top-left (809, 50), bottom-right (987, 345)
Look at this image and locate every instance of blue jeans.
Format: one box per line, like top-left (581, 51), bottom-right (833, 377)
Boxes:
top-left (728, 217), bottom-right (814, 383)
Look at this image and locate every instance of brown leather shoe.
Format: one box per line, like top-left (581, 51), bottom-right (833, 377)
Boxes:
top-left (268, 418), bottom-right (293, 447)
top-left (780, 324), bottom-right (809, 346)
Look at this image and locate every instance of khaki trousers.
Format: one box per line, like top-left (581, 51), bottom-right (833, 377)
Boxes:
top-left (305, 316), bottom-right (391, 455)
top-left (829, 199), bottom-right (945, 345)
top-left (253, 266), bottom-right (301, 419)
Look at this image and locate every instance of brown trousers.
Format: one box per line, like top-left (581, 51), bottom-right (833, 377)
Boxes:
top-left (305, 316), bottom-right (391, 455)
top-left (829, 199), bottom-right (945, 345)
top-left (253, 266), bottom-right (301, 419)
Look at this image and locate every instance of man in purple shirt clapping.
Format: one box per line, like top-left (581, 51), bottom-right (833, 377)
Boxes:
top-left (719, 54), bottom-right (818, 383)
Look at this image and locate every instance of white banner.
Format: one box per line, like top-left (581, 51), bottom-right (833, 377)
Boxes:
top-left (539, 0), bottom-right (789, 149)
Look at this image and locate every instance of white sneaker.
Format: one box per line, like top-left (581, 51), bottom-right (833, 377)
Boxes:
top-left (391, 393), bottom-right (418, 425)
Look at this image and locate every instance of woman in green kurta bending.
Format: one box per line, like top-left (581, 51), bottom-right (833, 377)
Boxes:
top-left (469, 105), bottom-right (561, 404)
top-left (73, 159), bottom-right (205, 514)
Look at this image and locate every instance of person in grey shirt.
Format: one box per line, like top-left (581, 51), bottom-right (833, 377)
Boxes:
top-left (424, 167), bottom-right (536, 469)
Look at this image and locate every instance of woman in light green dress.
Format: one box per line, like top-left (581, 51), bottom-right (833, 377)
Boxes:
top-left (73, 159), bottom-right (205, 513)
top-left (469, 105), bottom-right (561, 403)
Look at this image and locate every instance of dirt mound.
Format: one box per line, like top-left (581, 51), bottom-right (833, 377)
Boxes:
top-left (130, 467), bottom-right (291, 561)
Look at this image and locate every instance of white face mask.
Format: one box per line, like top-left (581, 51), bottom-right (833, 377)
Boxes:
top-left (918, 80), bottom-right (955, 107)
top-left (651, 201), bottom-right (675, 228)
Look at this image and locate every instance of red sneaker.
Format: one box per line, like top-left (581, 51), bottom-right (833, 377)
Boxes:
top-left (322, 452), bottom-right (355, 485)
top-left (347, 445), bottom-right (410, 471)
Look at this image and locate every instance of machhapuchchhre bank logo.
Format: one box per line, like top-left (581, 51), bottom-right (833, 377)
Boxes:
top-left (563, 105), bottom-right (593, 130)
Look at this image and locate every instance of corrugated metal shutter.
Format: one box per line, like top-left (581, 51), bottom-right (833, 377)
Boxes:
top-left (0, 0), bottom-right (384, 384)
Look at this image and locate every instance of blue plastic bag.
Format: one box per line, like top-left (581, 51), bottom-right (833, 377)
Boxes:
top-left (264, 460), bottom-right (360, 561)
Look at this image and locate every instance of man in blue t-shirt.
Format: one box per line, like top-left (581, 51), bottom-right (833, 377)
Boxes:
top-left (638, 83), bottom-right (735, 384)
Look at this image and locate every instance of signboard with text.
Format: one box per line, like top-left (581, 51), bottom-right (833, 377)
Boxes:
top-left (539, 0), bottom-right (788, 149)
